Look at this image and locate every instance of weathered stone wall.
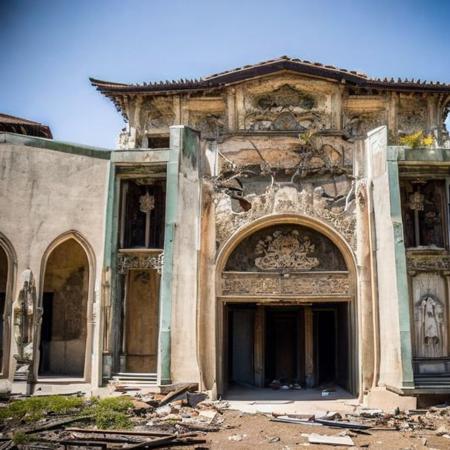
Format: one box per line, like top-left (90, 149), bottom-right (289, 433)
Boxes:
top-left (0, 139), bottom-right (110, 385)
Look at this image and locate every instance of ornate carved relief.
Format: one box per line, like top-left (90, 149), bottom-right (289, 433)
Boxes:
top-left (140, 98), bottom-right (175, 131)
top-left (254, 230), bottom-right (319, 271)
top-left (221, 272), bottom-right (350, 297)
top-left (398, 96), bottom-right (427, 135)
top-left (216, 184), bottom-right (356, 247)
top-left (244, 84), bottom-right (330, 131)
top-left (226, 224), bottom-right (346, 272)
top-left (407, 253), bottom-right (450, 272)
top-left (189, 112), bottom-right (225, 139)
top-left (343, 111), bottom-right (386, 137)
top-left (117, 252), bottom-right (164, 275)
top-left (139, 192), bottom-right (155, 214)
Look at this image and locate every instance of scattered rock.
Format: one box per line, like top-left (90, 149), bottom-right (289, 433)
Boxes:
top-left (228, 433), bottom-right (247, 441)
top-left (435, 425), bottom-right (449, 436)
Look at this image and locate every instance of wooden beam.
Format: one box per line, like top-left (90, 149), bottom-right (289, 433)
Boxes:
top-left (304, 306), bottom-right (314, 387)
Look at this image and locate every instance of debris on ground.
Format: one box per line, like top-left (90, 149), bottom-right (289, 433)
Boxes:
top-left (1, 390), bottom-right (450, 449)
top-left (307, 432), bottom-right (354, 446)
top-left (0, 385), bottom-right (229, 449)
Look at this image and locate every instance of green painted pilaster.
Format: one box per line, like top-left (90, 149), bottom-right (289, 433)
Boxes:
top-left (157, 126), bottom-right (183, 385)
top-left (102, 162), bottom-right (121, 376)
top-left (386, 147), bottom-right (415, 388)
top-left (157, 126), bottom-right (199, 385)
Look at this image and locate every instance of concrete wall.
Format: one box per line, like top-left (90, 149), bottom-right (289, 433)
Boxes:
top-left (0, 135), bottom-right (110, 385)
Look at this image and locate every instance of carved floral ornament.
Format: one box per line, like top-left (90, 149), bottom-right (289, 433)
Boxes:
top-left (254, 230), bottom-right (320, 271)
top-left (117, 252), bottom-right (164, 275)
top-left (139, 192), bottom-right (155, 214)
top-left (222, 272), bottom-right (350, 297)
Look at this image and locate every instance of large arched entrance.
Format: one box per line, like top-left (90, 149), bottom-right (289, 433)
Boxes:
top-left (39, 236), bottom-right (91, 377)
top-left (216, 215), bottom-right (357, 396)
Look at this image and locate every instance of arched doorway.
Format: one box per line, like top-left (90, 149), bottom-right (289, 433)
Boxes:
top-left (217, 216), bottom-right (357, 395)
top-left (0, 246), bottom-right (8, 374)
top-left (39, 237), bottom-right (90, 377)
top-left (0, 234), bottom-right (16, 377)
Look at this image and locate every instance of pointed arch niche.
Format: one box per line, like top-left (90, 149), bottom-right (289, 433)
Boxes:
top-left (38, 232), bottom-right (95, 379)
top-left (0, 233), bottom-right (16, 378)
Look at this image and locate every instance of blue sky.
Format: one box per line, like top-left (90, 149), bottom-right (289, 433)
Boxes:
top-left (1, 0), bottom-right (449, 148)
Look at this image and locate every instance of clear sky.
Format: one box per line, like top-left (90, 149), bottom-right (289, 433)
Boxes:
top-left (1, 0), bottom-right (449, 148)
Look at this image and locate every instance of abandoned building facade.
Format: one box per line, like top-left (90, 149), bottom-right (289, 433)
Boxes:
top-left (1, 57), bottom-right (450, 406)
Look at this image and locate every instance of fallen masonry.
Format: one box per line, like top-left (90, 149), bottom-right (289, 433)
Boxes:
top-left (1, 387), bottom-right (450, 449)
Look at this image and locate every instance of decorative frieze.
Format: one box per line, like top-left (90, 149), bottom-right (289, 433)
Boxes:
top-left (117, 252), bottom-right (164, 275)
top-left (406, 253), bottom-right (450, 272)
top-left (221, 272), bottom-right (350, 298)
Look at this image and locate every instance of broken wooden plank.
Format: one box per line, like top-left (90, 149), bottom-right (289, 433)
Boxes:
top-left (65, 428), bottom-right (174, 437)
top-left (24, 415), bottom-right (93, 434)
top-left (60, 439), bottom-right (107, 449)
top-left (159, 383), bottom-right (197, 406)
top-left (308, 433), bottom-right (354, 446)
top-left (69, 434), bottom-right (139, 444)
top-left (124, 435), bottom-right (177, 449)
top-left (270, 417), bottom-right (322, 426)
top-left (314, 418), bottom-right (371, 430)
top-left (177, 422), bottom-right (221, 432)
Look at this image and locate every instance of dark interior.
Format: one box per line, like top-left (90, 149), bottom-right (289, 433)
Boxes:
top-left (227, 303), bottom-right (350, 391)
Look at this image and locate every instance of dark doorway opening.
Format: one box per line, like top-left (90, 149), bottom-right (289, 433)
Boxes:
top-left (265, 308), bottom-right (303, 386)
top-left (39, 292), bottom-right (54, 374)
top-left (228, 306), bottom-right (255, 387)
top-left (39, 238), bottom-right (89, 377)
top-left (314, 309), bottom-right (337, 386)
top-left (226, 303), bottom-right (350, 392)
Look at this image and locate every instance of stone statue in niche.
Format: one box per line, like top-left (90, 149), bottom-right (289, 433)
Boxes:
top-left (415, 294), bottom-right (446, 358)
top-left (13, 269), bottom-right (42, 382)
top-left (255, 230), bottom-right (320, 271)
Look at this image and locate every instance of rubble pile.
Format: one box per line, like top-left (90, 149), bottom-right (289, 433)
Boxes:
top-left (0, 384), bottom-right (230, 449)
top-left (269, 405), bottom-right (450, 447)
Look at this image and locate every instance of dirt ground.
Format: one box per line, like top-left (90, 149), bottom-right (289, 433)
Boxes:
top-left (181, 409), bottom-right (450, 450)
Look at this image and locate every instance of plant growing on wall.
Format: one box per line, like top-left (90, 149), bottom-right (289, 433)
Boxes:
top-left (399, 131), bottom-right (434, 149)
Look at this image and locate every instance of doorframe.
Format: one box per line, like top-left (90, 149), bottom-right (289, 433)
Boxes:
top-left (215, 214), bottom-right (359, 397)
